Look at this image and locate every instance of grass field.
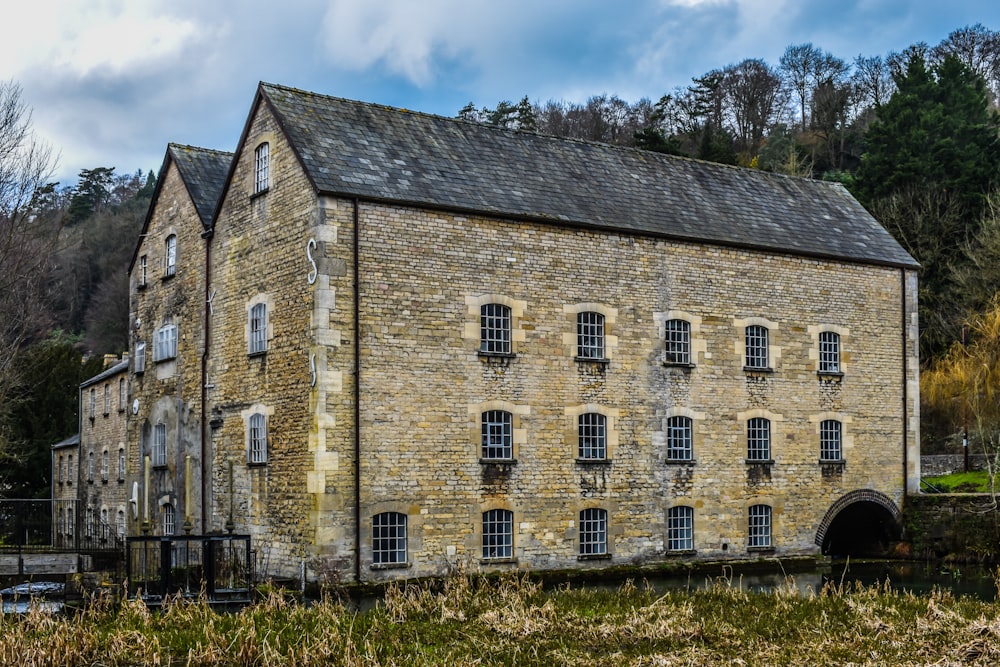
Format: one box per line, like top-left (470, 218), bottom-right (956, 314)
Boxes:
top-left (2, 572), bottom-right (1000, 666)
top-left (922, 470), bottom-right (995, 493)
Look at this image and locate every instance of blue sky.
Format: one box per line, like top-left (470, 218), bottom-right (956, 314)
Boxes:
top-left (3, 0), bottom-right (999, 185)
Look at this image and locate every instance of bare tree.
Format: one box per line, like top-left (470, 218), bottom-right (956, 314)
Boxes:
top-left (931, 23), bottom-right (1000, 101)
top-left (852, 54), bottom-right (895, 110)
top-left (722, 58), bottom-right (787, 158)
top-left (780, 43), bottom-right (820, 132)
top-left (0, 81), bottom-right (57, 456)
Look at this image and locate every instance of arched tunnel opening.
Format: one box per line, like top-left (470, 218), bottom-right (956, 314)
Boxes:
top-left (821, 500), bottom-right (902, 557)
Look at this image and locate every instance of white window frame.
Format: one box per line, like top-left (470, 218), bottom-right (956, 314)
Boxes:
top-left (745, 325), bottom-right (769, 369)
top-left (161, 503), bottom-right (176, 535)
top-left (576, 311), bottom-right (605, 360)
top-left (152, 423), bottom-right (167, 467)
top-left (119, 377), bottom-right (126, 410)
top-left (820, 419), bottom-right (843, 461)
top-left (666, 416), bottom-right (693, 461)
top-left (372, 511), bottom-right (407, 564)
top-left (134, 341), bottom-right (146, 374)
top-left (254, 142), bottom-right (270, 193)
top-left (665, 319), bottom-right (691, 364)
top-left (103, 384), bottom-right (110, 416)
top-left (482, 509), bottom-right (514, 560)
top-left (154, 324), bottom-right (177, 362)
top-left (164, 235), bottom-right (177, 277)
top-left (578, 412), bottom-right (607, 460)
top-left (747, 417), bottom-right (771, 461)
top-left (139, 254), bottom-right (147, 287)
top-left (89, 388), bottom-right (96, 420)
top-left (579, 507), bottom-right (608, 556)
top-left (249, 302), bottom-right (268, 355)
top-left (248, 412), bottom-right (268, 464)
top-left (481, 410), bottom-right (513, 460)
top-left (819, 331), bottom-right (841, 373)
top-left (748, 504), bottom-right (772, 548)
top-left (667, 506), bottom-right (694, 552)
top-left (480, 303), bottom-right (512, 355)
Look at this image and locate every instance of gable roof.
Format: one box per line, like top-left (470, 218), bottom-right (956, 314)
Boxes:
top-left (80, 359), bottom-right (129, 389)
top-left (168, 144), bottom-right (233, 231)
top-left (258, 82), bottom-right (917, 269)
top-left (129, 144), bottom-right (233, 273)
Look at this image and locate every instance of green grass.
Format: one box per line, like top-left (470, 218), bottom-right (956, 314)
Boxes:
top-left (3, 572), bottom-right (1000, 665)
top-left (923, 470), bottom-right (995, 493)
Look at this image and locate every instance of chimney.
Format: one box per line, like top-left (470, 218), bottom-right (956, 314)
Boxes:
top-left (103, 353), bottom-right (118, 369)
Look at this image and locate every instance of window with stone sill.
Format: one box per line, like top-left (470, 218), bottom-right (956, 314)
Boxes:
top-left (664, 318), bottom-right (693, 366)
top-left (576, 311), bottom-right (607, 361)
top-left (103, 384), bottom-right (110, 416)
top-left (744, 325), bottom-right (770, 370)
top-left (154, 324), bottom-right (177, 362)
top-left (577, 412), bottom-right (607, 461)
top-left (102, 450), bottom-right (109, 483)
top-left (746, 417), bottom-right (772, 462)
top-left (164, 235), bottom-right (177, 278)
top-left (579, 507), bottom-right (609, 558)
top-left (482, 509), bottom-right (514, 560)
top-left (152, 422), bottom-right (167, 468)
top-left (118, 447), bottom-right (125, 482)
top-left (481, 410), bottom-right (513, 461)
top-left (748, 504), bottom-right (772, 549)
top-left (138, 255), bottom-right (148, 288)
top-left (480, 303), bottom-right (513, 356)
top-left (819, 331), bottom-right (842, 376)
top-left (248, 302), bottom-right (268, 355)
top-left (820, 419), bottom-right (843, 462)
top-left (119, 377), bottom-right (126, 411)
top-left (89, 388), bottom-right (96, 421)
top-left (134, 341), bottom-right (146, 374)
top-left (665, 416), bottom-right (693, 462)
top-left (254, 142), bottom-right (270, 194)
top-left (248, 412), bottom-right (267, 465)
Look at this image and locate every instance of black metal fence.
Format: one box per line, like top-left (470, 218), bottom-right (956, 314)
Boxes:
top-left (126, 534), bottom-right (252, 608)
top-left (0, 499), bottom-right (124, 554)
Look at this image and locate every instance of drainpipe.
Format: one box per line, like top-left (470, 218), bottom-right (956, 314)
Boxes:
top-left (201, 228), bottom-right (213, 533)
top-left (353, 198), bottom-right (361, 583)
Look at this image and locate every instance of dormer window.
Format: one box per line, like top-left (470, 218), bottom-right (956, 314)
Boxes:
top-left (254, 142), bottom-right (270, 193)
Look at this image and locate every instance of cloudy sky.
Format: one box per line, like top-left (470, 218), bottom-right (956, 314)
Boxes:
top-left (3, 0), bottom-right (999, 185)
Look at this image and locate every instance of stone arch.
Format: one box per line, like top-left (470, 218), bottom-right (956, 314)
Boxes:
top-left (815, 489), bottom-right (902, 550)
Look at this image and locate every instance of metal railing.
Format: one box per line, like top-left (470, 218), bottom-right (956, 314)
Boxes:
top-left (0, 499), bottom-right (124, 554)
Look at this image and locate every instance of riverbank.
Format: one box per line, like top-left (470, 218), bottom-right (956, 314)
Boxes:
top-left (3, 571), bottom-right (999, 666)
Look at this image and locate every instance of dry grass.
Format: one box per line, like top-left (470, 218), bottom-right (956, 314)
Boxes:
top-left (1, 572), bottom-right (999, 666)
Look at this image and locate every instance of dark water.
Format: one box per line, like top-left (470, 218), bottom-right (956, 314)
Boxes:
top-left (618, 560), bottom-right (999, 601)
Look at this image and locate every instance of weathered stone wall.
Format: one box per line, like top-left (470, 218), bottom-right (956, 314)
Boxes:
top-left (207, 105), bottom-right (324, 578)
top-left (348, 204), bottom-right (918, 580)
top-left (920, 454), bottom-right (990, 477)
top-left (128, 159), bottom-right (206, 536)
top-left (905, 494), bottom-right (1000, 561)
top-left (78, 362), bottom-right (129, 543)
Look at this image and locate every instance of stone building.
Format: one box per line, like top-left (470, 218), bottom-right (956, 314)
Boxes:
top-left (128, 83), bottom-right (920, 583)
top-left (51, 354), bottom-right (129, 547)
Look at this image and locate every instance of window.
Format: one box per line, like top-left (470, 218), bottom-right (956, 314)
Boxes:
top-left (576, 311), bottom-right (605, 359)
top-left (666, 416), bottom-right (693, 461)
top-left (101, 509), bottom-right (108, 540)
top-left (103, 384), bottom-right (110, 416)
top-left (578, 412), bottom-right (607, 460)
top-left (67, 507), bottom-right (74, 536)
top-left (86, 509), bottom-right (94, 538)
top-left (481, 410), bottom-right (513, 460)
top-left (164, 235), bottom-right (177, 277)
top-left (482, 509), bottom-right (514, 560)
top-left (154, 324), bottom-right (177, 361)
top-left (667, 506), bottom-right (694, 552)
top-left (134, 341), bottom-right (146, 374)
top-left (117, 510), bottom-right (126, 538)
top-left (745, 325), bottom-right (769, 369)
top-left (89, 388), bottom-right (96, 420)
top-left (372, 512), bottom-right (407, 564)
top-left (254, 142), bottom-right (270, 193)
top-left (249, 303), bottom-right (268, 355)
top-left (819, 331), bottom-right (841, 373)
top-left (480, 303), bottom-right (511, 355)
top-left (820, 420), bottom-right (842, 461)
top-left (67, 455), bottom-right (73, 484)
top-left (119, 378), bottom-right (126, 410)
top-left (102, 450), bottom-right (109, 482)
top-left (748, 504), bottom-right (772, 548)
top-left (747, 418), bottom-right (771, 461)
top-left (88, 451), bottom-right (94, 483)
top-left (248, 413), bottom-right (267, 464)
top-left (161, 503), bottom-right (176, 535)
top-left (58, 509), bottom-right (65, 535)
top-left (579, 508), bottom-right (608, 556)
top-left (58, 455), bottom-right (64, 484)
top-left (665, 319), bottom-right (691, 364)
top-left (139, 255), bottom-right (147, 287)
top-left (118, 448), bottom-right (125, 482)
top-left (152, 423), bottom-right (167, 467)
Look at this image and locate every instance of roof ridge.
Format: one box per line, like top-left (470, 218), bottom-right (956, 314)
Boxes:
top-left (168, 142), bottom-right (235, 157)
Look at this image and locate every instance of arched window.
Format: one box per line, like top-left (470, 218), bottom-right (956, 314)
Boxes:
top-left (164, 234), bottom-right (177, 277)
top-left (578, 412), bottom-right (607, 460)
top-left (667, 506), bottom-right (694, 551)
top-left (820, 419), bottom-right (842, 461)
top-left (249, 302), bottom-right (268, 355)
top-left (576, 311), bottom-right (605, 359)
top-left (819, 331), bottom-right (841, 373)
top-left (745, 325), bottom-right (769, 369)
top-left (480, 303), bottom-right (511, 354)
top-left (254, 142), bottom-right (270, 193)
top-left (482, 509), bottom-right (514, 559)
top-left (372, 512), bottom-right (407, 564)
top-left (665, 319), bottom-right (691, 364)
top-left (248, 413), bottom-right (268, 464)
top-left (579, 508), bottom-right (608, 556)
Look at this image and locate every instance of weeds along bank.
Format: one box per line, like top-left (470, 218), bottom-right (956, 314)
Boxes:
top-left (2, 573), bottom-right (1000, 666)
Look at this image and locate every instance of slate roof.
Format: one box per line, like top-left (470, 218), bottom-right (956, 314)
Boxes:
top-left (51, 434), bottom-right (80, 450)
top-left (260, 82), bottom-right (917, 269)
top-left (168, 144), bottom-right (233, 231)
top-left (80, 360), bottom-right (129, 389)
